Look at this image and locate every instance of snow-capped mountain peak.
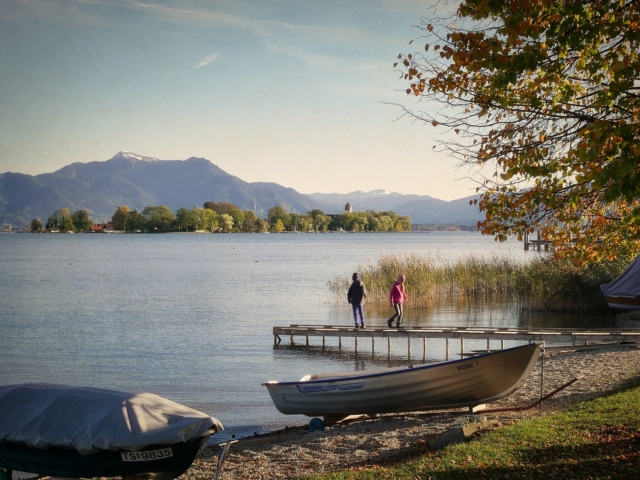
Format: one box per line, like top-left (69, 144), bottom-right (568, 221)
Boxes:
top-left (112, 151), bottom-right (158, 162)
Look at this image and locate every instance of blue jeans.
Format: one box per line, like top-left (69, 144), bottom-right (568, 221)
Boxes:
top-left (352, 305), bottom-right (364, 326)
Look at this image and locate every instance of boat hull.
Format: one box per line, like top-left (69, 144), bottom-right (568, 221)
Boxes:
top-left (604, 295), bottom-right (640, 310)
top-left (0, 434), bottom-right (211, 480)
top-left (265, 343), bottom-right (541, 417)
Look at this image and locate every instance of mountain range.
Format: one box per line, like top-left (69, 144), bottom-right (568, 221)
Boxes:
top-left (0, 152), bottom-right (484, 226)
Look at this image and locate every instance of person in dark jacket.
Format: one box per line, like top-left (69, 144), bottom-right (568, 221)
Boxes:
top-left (347, 272), bottom-right (367, 328)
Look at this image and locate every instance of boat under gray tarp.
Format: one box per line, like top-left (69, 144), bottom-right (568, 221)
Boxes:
top-left (264, 343), bottom-right (542, 422)
top-left (0, 384), bottom-right (223, 479)
top-left (601, 254), bottom-right (640, 309)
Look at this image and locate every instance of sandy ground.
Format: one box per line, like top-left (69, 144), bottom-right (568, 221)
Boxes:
top-left (181, 338), bottom-right (640, 480)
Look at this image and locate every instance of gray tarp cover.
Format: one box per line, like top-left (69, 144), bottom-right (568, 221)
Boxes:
top-left (0, 384), bottom-right (223, 454)
top-left (600, 254), bottom-right (640, 297)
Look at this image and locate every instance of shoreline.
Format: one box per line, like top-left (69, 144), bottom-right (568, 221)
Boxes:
top-left (181, 341), bottom-right (640, 479)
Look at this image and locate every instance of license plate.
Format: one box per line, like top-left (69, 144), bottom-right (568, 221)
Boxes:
top-left (121, 448), bottom-right (173, 462)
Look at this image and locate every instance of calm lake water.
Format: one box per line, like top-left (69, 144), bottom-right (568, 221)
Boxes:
top-left (0, 232), bottom-right (623, 441)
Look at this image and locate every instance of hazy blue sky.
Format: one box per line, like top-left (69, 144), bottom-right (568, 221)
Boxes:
top-left (0, 0), bottom-right (475, 200)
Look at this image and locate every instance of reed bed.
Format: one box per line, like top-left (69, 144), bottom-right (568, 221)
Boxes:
top-left (328, 253), bottom-right (631, 313)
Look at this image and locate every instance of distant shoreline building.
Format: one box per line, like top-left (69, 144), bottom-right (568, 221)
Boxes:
top-left (327, 201), bottom-right (353, 220)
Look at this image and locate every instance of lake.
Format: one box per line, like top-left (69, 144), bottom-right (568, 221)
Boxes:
top-left (0, 232), bottom-right (622, 441)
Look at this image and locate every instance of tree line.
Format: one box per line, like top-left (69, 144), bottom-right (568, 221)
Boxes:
top-left (31, 202), bottom-right (411, 233)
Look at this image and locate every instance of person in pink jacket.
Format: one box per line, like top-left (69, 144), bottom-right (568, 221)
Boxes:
top-left (387, 273), bottom-right (408, 328)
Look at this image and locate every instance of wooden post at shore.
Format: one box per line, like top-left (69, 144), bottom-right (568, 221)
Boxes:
top-left (524, 230), bottom-right (552, 251)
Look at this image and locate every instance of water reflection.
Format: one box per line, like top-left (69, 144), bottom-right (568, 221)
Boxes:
top-left (325, 297), bottom-right (624, 330)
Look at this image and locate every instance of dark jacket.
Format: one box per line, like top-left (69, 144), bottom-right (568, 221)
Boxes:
top-left (347, 280), bottom-right (367, 306)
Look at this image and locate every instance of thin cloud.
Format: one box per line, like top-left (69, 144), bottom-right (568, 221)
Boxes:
top-left (266, 43), bottom-right (342, 70)
top-left (8, 0), bottom-right (272, 37)
top-left (195, 52), bottom-right (220, 69)
top-left (269, 20), bottom-right (374, 44)
top-left (341, 62), bottom-right (391, 72)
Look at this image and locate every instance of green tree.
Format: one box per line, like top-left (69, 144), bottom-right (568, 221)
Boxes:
top-left (202, 208), bottom-right (218, 232)
top-left (60, 215), bottom-right (76, 232)
top-left (368, 216), bottom-right (382, 232)
top-left (273, 218), bottom-right (285, 233)
top-left (46, 208), bottom-right (74, 232)
top-left (112, 205), bottom-right (130, 231)
top-left (378, 215), bottom-right (393, 232)
top-left (228, 208), bottom-right (245, 231)
top-left (125, 209), bottom-right (143, 231)
top-left (243, 210), bottom-right (258, 232)
top-left (188, 207), bottom-right (206, 231)
top-left (397, 0), bottom-right (640, 262)
top-left (175, 208), bottom-right (191, 231)
top-left (71, 209), bottom-right (93, 232)
top-left (219, 213), bottom-right (234, 232)
top-left (352, 216), bottom-right (368, 232)
top-left (216, 202), bottom-right (240, 215)
top-left (141, 206), bottom-right (175, 232)
top-left (268, 206), bottom-right (291, 229)
top-left (314, 214), bottom-right (331, 232)
top-left (30, 218), bottom-right (42, 232)
top-left (255, 218), bottom-right (270, 232)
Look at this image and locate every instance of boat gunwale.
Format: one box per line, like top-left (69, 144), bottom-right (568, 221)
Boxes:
top-left (265, 343), bottom-right (540, 387)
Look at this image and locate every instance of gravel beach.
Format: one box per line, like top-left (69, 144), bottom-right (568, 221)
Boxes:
top-left (184, 341), bottom-right (640, 480)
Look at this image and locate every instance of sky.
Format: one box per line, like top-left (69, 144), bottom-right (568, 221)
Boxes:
top-left (0, 0), bottom-right (477, 201)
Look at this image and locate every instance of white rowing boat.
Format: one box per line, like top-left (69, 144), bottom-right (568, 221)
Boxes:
top-left (264, 343), bottom-right (541, 424)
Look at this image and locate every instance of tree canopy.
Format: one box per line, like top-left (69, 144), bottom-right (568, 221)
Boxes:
top-left (397, 0), bottom-right (640, 263)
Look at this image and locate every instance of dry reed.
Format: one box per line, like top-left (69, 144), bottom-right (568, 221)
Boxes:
top-left (328, 253), bottom-right (630, 313)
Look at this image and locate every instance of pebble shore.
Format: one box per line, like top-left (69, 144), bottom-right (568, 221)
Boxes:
top-left (183, 342), bottom-right (640, 480)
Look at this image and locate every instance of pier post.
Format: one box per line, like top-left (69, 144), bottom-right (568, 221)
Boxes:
top-left (487, 339), bottom-right (490, 352)
top-left (461, 339), bottom-right (464, 356)
top-left (423, 338), bottom-right (426, 361)
top-left (446, 338), bottom-right (449, 360)
top-left (339, 336), bottom-right (342, 351)
top-left (355, 336), bottom-right (358, 354)
top-left (306, 336), bottom-right (309, 346)
top-left (388, 337), bottom-right (391, 356)
top-left (408, 337), bottom-right (411, 361)
top-left (372, 337), bottom-right (375, 355)
top-left (501, 339), bottom-right (504, 350)
top-left (290, 335), bottom-right (294, 345)
top-left (322, 336), bottom-right (325, 350)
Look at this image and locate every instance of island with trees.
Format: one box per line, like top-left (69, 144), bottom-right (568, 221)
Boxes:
top-left (30, 202), bottom-right (411, 233)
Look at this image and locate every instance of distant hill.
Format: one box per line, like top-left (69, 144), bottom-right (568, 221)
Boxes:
top-left (306, 190), bottom-right (483, 225)
top-left (0, 152), bottom-right (321, 225)
top-left (0, 152), bottom-right (485, 226)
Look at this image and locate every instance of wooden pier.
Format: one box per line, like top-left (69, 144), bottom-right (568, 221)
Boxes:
top-left (273, 325), bottom-right (640, 360)
top-left (523, 231), bottom-right (553, 251)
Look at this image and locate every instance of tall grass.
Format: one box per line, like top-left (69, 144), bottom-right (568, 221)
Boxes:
top-left (328, 253), bottom-right (631, 313)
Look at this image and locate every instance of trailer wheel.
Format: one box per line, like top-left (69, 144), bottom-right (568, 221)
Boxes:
top-left (308, 418), bottom-right (325, 432)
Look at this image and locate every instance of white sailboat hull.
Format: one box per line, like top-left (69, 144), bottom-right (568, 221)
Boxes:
top-left (264, 343), bottom-right (542, 417)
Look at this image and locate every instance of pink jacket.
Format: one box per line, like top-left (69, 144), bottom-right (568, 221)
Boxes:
top-left (389, 282), bottom-right (407, 304)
